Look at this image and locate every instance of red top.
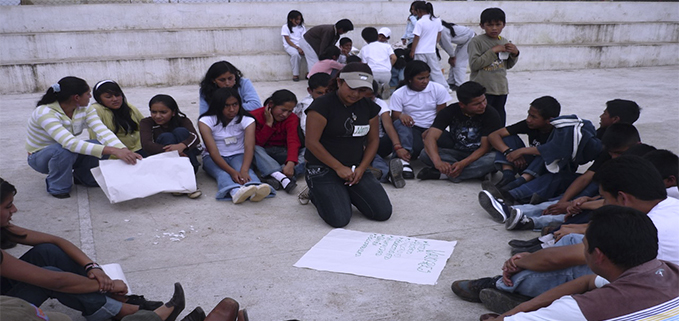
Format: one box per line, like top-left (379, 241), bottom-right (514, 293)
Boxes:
top-left (250, 107), bottom-right (301, 164)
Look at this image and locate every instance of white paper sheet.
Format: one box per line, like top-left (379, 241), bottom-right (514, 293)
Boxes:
top-left (92, 151), bottom-right (197, 204)
top-left (101, 263), bottom-right (132, 295)
top-left (294, 229), bottom-right (457, 285)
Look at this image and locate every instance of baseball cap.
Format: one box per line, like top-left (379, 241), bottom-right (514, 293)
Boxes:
top-left (338, 71), bottom-right (374, 90)
top-left (378, 27), bottom-right (392, 38)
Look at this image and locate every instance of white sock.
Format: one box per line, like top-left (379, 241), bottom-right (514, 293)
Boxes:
top-left (229, 188), bottom-right (239, 197)
top-left (270, 171), bottom-right (290, 188)
top-left (439, 173), bottom-right (448, 180)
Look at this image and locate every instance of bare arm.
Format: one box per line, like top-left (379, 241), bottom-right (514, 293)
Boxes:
top-left (488, 127), bottom-right (511, 152)
top-left (381, 113), bottom-right (410, 161)
top-left (544, 171), bottom-right (596, 215)
top-left (239, 123), bottom-right (256, 182)
top-left (409, 35), bottom-right (420, 58)
top-left (305, 111), bottom-right (350, 180)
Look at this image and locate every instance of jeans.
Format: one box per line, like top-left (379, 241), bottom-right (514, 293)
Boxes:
top-left (508, 170), bottom-right (579, 203)
top-left (486, 94), bottom-right (508, 126)
top-left (27, 143), bottom-right (100, 195)
top-left (513, 200), bottom-right (565, 229)
top-left (494, 135), bottom-right (546, 177)
top-left (390, 66), bottom-right (405, 87)
top-left (371, 154), bottom-right (390, 182)
top-left (305, 164), bottom-right (392, 228)
top-left (0, 244), bottom-right (122, 321)
top-left (420, 148), bottom-right (495, 182)
top-left (202, 153), bottom-right (275, 200)
top-left (496, 234), bottom-right (593, 297)
top-left (122, 310), bottom-right (163, 321)
top-left (154, 128), bottom-right (200, 173)
top-left (393, 121), bottom-right (455, 160)
top-left (253, 146), bottom-right (304, 178)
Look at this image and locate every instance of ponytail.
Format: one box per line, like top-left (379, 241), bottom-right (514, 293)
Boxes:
top-left (36, 76), bottom-right (89, 107)
top-left (442, 20), bottom-right (457, 38)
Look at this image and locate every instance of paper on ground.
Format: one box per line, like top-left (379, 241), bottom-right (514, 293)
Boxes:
top-left (101, 263), bottom-right (132, 295)
top-left (92, 151), bottom-right (196, 203)
top-left (294, 229), bottom-right (457, 285)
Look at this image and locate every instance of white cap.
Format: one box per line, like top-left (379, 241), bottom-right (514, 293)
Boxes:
top-left (378, 27), bottom-right (391, 38)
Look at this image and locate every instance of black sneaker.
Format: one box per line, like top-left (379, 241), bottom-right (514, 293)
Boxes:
top-left (511, 244), bottom-right (542, 255)
top-left (478, 190), bottom-right (511, 223)
top-left (479, 288), bottom-right (531, 314)
top-left (402, 162), bottom-right (415, 179)
top-left (451, 276), bottom-right (501, 302)
top-left (417, 167), bottom-right (441, 180)
top-left (388, 158), bottom-right (406, 188)
top-left (261, 177), bottom-right (281, 190)
top-left (505, 208), bottom-right (534, 230)
top-left (508, 237), bottom-right (541, 248)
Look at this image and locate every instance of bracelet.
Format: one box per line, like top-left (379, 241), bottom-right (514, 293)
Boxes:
top-left (84, 262), bottom-right (102, 273)
top-left (394, 145), bottom-right (403, 151)
top-left (503, 148), bottom-right (514, 156)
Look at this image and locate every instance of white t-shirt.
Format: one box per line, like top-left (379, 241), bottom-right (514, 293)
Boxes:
top-left (359, 42), bottom-right (394, 73)
top-left (505, 296), bottom-right (586, 321)
top-left (281, 24), bottom-right (306, 49)
top-left (294, 94), bottom-right (313, 135)
top-left (389, 82), bottom-right (452, 128)
top-left (374, 98), bottom-right (390, 138)
top-left (412, 14), bottom-right (443, 54)
top-left (667, 186), bottom-right (679, 199)
top-left (199, 115), bottom-right (255, 157)
top-left (648, 197), bottom-right (679, 265)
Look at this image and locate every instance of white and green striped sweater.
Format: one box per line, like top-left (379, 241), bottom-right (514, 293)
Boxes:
top-left (26, 102), bottom-right (125, 158)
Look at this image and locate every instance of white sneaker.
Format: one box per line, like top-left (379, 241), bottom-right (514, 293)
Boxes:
top-left (232, 185), bottom-right (257, 204)
top-left (298, 186), bottom-right (310, 205)
top-left (250, 184), bottom-right (271, 202)
top-left (187, 189), bottom-right (202, 199)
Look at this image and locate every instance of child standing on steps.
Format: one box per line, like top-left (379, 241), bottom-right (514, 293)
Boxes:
top-left (468, 7), bottom-right (520, 125)
top-left (199, 88), bottom-right (273, 204)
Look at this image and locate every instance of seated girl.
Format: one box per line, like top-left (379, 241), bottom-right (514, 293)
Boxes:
top-left (304, 63), bottom-right (392, 227)
top-left (26, 77), bottom-right (142, 199)
top-left (250, 89), bottom-right (301, 194)
top-left (0, 178), bottom-right (185, 321)
top-left (139, 94), bottom-right (203, 199)
top-left (281, 10), bottom-right (306, 82)
top-left (199, 61), bottom-right (261, 113)
top-left (389, 60), bottom-right (452, 178)
top-left (198, 87), bottom-right (273, 204)
top-left (88, 80), bottom-right (146, 157)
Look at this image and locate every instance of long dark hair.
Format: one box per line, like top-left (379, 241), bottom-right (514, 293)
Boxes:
top-left (1, 178), bottom-right (25, 250)
top-left (200, 87), bottom-right (252, 126)
top-left (93, 80), bottom-right (138, 135)
top-left (413, 1), bottom-right (436, 20)
top-left (264, 89), bottom-right (298, 109)
top-left (286, 10), bottom-right (304, 33)
top-left (199, 61), bottom-right (244, 105)
top-left (36, 76), bottom-right (89, 107)
top-left (442, 20), bottom-right (457, 38)
top-left (149, 94), bottom-right (188, 129)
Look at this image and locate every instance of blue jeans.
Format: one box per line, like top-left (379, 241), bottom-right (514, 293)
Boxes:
top-left (419, 148), bottom-right (495, 182)
top-left (305, 164), bottom-right (392, 227)
top-left (496, 234), bottom-right (593, 297)
top-left (494, 135), bottom-right (546, 177)
top-left (0, 244), bottom-right (122, 321)
top-left (27, 142), bottom-right (100, 195)
top-left (154, 128), bottom-right (200, 173)
top-left (253, 145), bottom-right (303, 178)
top-left (508, 170), bottom-right (579, 203)
top-left (371, 154), bottom-right (390, 182)
top-left (393, 121), bottom-right (455, 160)
top-left (202, 153), bottom-right (275, 200)
top-left (513, 201), bottom-right (565, 229)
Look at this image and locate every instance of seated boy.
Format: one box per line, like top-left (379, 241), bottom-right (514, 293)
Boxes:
top-left (359, 27), bottom-right (397, 99)
top-left (418, 81), bottom-right (502, 182)
top-left (644, 149), bottom-right (679, 199)
top-left (596, 98), bottom-right (641, 138)
top-left (294, 72), bottom-right (332, 135)
top-left (487, 96), bottom-right (561, 189)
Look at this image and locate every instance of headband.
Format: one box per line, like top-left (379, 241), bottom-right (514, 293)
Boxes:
top-left (94, 80), bottom-right (115, 91)
top-left (51, 83), bottom-right (61, 93)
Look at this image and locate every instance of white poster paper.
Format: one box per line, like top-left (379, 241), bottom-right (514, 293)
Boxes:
top-left (101, 263), bottom-right (132, 295)
top-left (294, 229), bottom-right (457, 285)
top-left (92, 151), bottom-right (197, 204)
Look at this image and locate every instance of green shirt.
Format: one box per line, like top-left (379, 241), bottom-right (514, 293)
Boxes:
top-left (467, 34), bottom-right (518, 95)
top-left (88, 102), bottom-right (144, 153)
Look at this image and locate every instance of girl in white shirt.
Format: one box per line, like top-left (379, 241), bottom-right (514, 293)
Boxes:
top-left (281, 10), bottom-right (307, 82)
top-left (199, 88), bottom-right (273, 204)
top-left (409, 1), bottom-right (449, 89)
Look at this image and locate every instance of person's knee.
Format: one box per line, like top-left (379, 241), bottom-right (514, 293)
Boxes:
top-left (51, 147), bottom-right (78, 163)
top-left (155, 132), bottom-right (176, 145)
top-left (31, 243), bottom-right (63, 256)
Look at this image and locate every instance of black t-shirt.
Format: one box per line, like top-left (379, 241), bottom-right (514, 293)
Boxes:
top-left (587, 151), bottom-right (611, 173)
top-left (506, 120), bottom-right (552, 147)
top-left (305, 92), bottom-right (380, 166)
top-left (431, 103), bottom-right (502, 153)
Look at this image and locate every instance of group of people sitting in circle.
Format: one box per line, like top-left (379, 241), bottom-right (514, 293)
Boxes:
top-left (6, 1), bottom-right (678, 320)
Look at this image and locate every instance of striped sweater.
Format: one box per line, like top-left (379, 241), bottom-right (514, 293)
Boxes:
top-left (26, 102), bottom-right (125, 158)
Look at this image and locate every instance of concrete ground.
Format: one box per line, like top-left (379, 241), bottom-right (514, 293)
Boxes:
top-left (1, 66), bottom-right (678, 321)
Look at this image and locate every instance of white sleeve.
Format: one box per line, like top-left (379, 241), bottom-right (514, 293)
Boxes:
top-left (281, 24), bottom-right (290, 37)
top-left (375, 99), bottom-right (390, 116)
top-left (388, 90), bottom-right (405, 112)
top-left (412, 20), bottom-right (422, 37)
top-left (433, 83), bottom-right (453, 104)
top-left (505, 296), bottom-right (587, 321)
top-left (594, 275), bottom-right (610, 288)
top-left (240, 116), bottom-right (255, 129)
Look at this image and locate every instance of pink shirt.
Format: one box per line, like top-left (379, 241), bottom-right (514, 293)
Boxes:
top-left (308, 59), bottom-right (345, 77)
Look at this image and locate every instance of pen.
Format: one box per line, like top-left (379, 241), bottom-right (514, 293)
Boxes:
top-left (349, 165), bottom-right (356, 186)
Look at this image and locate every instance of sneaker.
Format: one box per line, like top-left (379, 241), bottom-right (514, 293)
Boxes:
top-left (479, 288), bottom-right (531, 314)
top-left (417, 167), bottom-right (441, 180)
top-left (388, 158), bottom-right (405, 188)
top-left (481, 180), bottom-right (503, 200)
top-left (401, 159), bottom-right (415, 179)
top-left (250, 184), bottom-right (271, 202)
top-left (262, 177), bottom-right (281, 190)
top-left (281, 178), bottom-right (297, 194)
top-left (180, 307), bottom-right (206, 321)
top-left (51, 192), bottom-right (70, 199)
top-left (232, 185), bottom-right (257, 204)
top-left (511, 244), bottom-right (542, 255)
top-left (478, 190), bottom-right (511, 223)
top-left (529, 192), bottom-right (546, 205)
top-left (451, 276), bottom-right (501, 302)
top-left (298, 186), bottom-right (310, 205)
top-left (508, 210), bottom-right (534, 230)
top-left (508, 237), bottom-right (541, 248)
top-left (187, 189), bottom-right (202, 199)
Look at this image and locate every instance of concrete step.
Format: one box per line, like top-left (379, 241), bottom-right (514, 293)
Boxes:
top-left (3, 42), bottom-right (677, 95)
top-left (2, 22), bottom-right (677, 64)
